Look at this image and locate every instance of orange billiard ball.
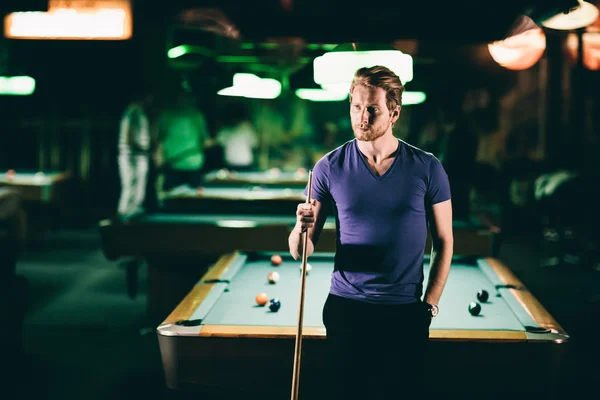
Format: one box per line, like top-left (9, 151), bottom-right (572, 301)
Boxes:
top-left (256, 293), bottom-right (269, 306)
top-left (271, 254), bottom-right (283, 266)
top-left (196, 187), bottom-right (204, 195)
top-left (295, 168), bottom-right (307, 179)
top-left (6, 169), bottom-right (15, 180)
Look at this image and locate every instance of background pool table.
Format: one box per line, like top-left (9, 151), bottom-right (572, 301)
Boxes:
top-left (0, 169), bottom-right (72, 239)
top-left (161, 185), bottom-right (305, 215)
top-left (203, 168), bottom-right (309, 188)
top-left (158, 252), bottom-right (569, 399)
top-left (100, 213), bottom-right (497, 323)
top-left (0, 169), bottom-right (71, 203)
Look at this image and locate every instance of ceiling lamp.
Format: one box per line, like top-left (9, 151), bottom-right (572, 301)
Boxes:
top-left (403, 91), bottom-right (427, 105)
top-left (313, 43), bottom-right (413, 89)
top-left (541, 0), bottom-right (599, 30)
top-left (488, 27), bottom-right (546, 70)
top-left (295, 88), bottom-right (349, 102)
top-left (217, 73), bottom-right (281, 99)
top-left (4, 0), bottom-right (132, 40)
top-left (0, 39), bottom-right (35, 95)
top-left (0, 76), bottom-right (35, 95)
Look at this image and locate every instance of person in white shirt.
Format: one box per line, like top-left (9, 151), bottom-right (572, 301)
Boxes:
top-left (215, 103), bottom-right (258, 171)
top-left (117, 92), bottom-right (154, 219)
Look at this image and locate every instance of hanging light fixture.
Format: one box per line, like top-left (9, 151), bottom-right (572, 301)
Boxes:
top-left (0, 76), bottom-right (35, 95)
top-left (541, 0), bottom-right (599, 30)
top-left (0, 39), bottom-right (35, 95)
top-left (313, 43), bottom-right (413, 89)
top-left (217, 73), bottom-right (281, 99)
top-left (488, 26), bottom-right (546, 70)
top-left (4, 0), bottom-right (133, 40)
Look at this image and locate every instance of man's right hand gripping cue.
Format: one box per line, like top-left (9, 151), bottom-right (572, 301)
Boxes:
top-left (288, 199), bottom-right (318, 260)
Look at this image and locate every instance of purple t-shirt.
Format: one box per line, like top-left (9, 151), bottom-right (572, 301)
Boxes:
top-left (306, 138), bottom-right (451, 305)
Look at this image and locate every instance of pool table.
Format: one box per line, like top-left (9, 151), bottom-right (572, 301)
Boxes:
top-left (0, 169), bottom-right (71, 239)
top-left (203, 168), bottom-right (309, 188)
top-left (0, 169), bottom-right (71, 203)
top-left (161, 185), bottom-right (305, 215)
top-left (158, 251), bottom-right (569, 399)
top-left (100, 213), bottom-right (496, 323)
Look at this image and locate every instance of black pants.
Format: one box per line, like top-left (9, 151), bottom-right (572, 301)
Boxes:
top-left (162, 168), bottom-right (204, 191)
top-left (322, 294), bottom-right (431, 400)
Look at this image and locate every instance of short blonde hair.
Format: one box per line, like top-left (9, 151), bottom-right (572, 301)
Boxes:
top-left (349, 65), bottom-right (404, 113)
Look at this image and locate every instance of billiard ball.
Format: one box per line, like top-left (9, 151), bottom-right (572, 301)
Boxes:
top-left (267, 168), bottom-right (281, 177)
top-left (216, 168), bottom-right (229, 179)
top-left (271, 254), bottom-right (283, 266)
top-left (295, 168), bottom-right (307, 179)
top-left (300, 263), bottom-right (312, 274)
top-left (256, 293), bottom-right (269, 306)
top-left (268, 271), bottom-right (280, 284)
top-left (468, 302), bottom-right (482, 316)
top-left (269, 299), bottom-right (281, 312)
top-left (33, 172), bottom-right (45, 182)
top-left (6, 169), bottom-right (15, 180)
top-left (477, 289), bottom-right (489, 303)
top-left (196, 187), bottom-right (204, 195)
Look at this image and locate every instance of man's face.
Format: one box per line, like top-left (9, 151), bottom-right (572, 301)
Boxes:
top-left (350, 85), bottom-right (399, 141)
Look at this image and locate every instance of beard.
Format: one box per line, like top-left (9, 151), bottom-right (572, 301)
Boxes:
top-left (353, 125), bottom-right (387, 142)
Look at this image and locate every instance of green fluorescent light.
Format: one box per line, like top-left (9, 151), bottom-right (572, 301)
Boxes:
top-left (167, 45), bottom-right (214, 59)
top-left (295, 88), bottom-right (349, 102)
top-left (403, 91), bottom-right (426, 105)
top-left (306, 44), bottom-right (338, 51)
top-left (216, 55), bottom-right (261, 63)
top-left (167, 45), bottom-right (187, 58)
top-left (0, 76), bottom-right (36, 96)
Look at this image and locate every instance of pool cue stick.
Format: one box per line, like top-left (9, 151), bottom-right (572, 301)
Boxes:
top-left (291, 169), bottom-right (313, 400)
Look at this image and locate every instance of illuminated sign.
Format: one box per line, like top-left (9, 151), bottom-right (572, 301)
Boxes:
top-left (4, 1), bottom-right (132, 40)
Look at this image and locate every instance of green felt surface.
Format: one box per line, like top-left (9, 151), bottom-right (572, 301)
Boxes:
top-left (205, 169), bottom-right (308, 184)
top-left (165, 185), bottom-right (305, 200)
top-left (193, 253), bottom-right (531, 331)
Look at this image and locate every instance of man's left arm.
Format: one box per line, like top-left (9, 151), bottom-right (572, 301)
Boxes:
top-left (424, 199), bottom-right (454, 308)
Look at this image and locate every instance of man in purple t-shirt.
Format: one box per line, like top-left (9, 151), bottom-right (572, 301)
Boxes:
top-left (288, 65), bottom-right (453, 399)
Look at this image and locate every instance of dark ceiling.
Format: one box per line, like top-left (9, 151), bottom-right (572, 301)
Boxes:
top-left (0, 0), bottom-right (593, 98)
top-left (159, 0), bottom-right (566, 89)
top-left (161, 0), bottom-right (581, 40)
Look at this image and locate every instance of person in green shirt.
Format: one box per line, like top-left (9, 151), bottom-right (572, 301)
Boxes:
top-left (155, 93), bottom-right (210, 191)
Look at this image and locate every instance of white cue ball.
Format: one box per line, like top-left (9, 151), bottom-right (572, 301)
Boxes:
top-left (300, 263), bottom-right (312, 274)
top-left (34, 171), bottom-right (45, 182)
